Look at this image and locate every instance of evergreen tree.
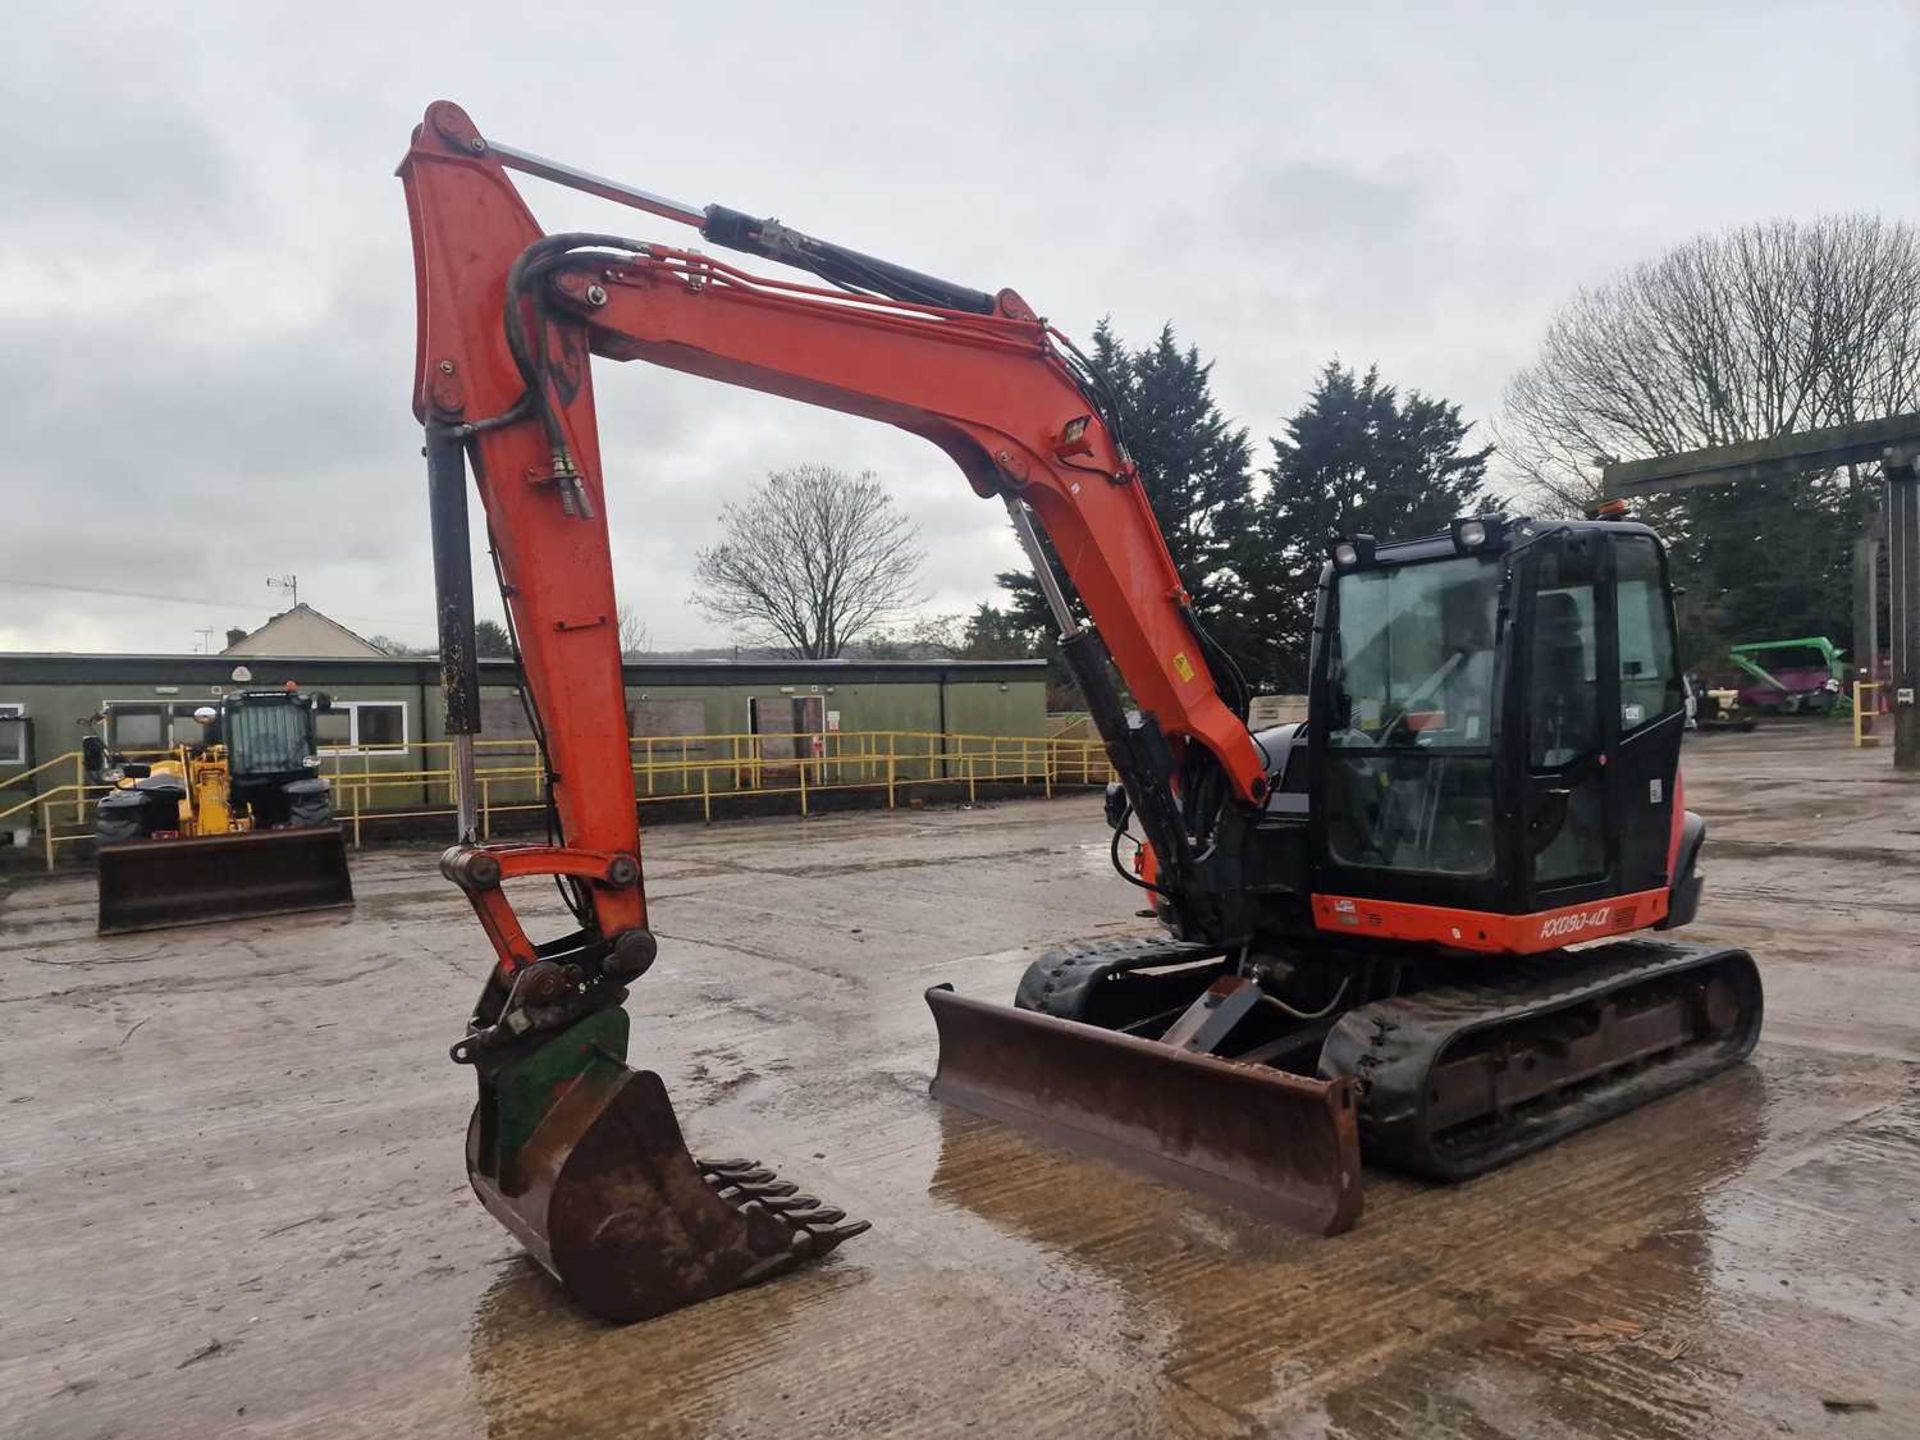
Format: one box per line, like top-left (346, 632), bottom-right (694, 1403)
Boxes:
top-left (1244, 362), bottom-right (1492, 690)
top-left (1103, 322), bottom-right (1256, 619)
top-left (958, 602), bottom-right (1045, 660)
top-left (996, 321), bottom-right (1256, 697)
top-left (1642, 474), bottom-right (1873, 668)
top-left (473, 619), bottom-right (514, 657)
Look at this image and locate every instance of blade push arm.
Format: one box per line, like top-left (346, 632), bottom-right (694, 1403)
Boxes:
top-left (400, 101), bottom-right (1269, 989)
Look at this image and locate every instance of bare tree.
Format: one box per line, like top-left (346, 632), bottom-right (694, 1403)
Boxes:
top-left (366, 634), bottom-right (429, 657)
top-left (858, 612), bottom-right (966, 660)
top-left (1499, 215), bottom-right (1920, 510)
top-left (692, 465), bottom-right (926, 659)
top-left (616, 604), bottom-right (652, 658)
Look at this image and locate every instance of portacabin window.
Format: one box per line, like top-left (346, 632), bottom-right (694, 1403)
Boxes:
top-left (0, 703), bottom-right (26, 768)
top-left (105, 702), bottom-right (169, 751)
top-left (104, 700), bottom-right (221, 753)
top-left (316, 700), bottom-right (409, 754)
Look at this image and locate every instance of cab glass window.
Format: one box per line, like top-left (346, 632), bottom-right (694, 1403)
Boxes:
top-left (1613, 537), bottom-right (1681, 732)
top-left (1323, 554), bottom-right (1502, 879)
top-left (1328, 555), bottom-right (1502, 750)
top-left (1527, 548), bottom-right (1600, 768)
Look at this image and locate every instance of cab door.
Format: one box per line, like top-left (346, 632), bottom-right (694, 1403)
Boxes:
top-left (1607, 535), bottom-right (1686, 897)
top-left (1514, 528), bottom-right (1686, 915)
top-left (1516, 533), bottom-right (1613, 908)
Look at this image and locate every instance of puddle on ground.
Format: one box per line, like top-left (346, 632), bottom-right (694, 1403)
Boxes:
top-left (915, 1059), bottom-right (1920, 1438)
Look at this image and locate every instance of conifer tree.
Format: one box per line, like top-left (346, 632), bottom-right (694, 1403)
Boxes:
top-left (1243, 362), bottom-right (1492, 689)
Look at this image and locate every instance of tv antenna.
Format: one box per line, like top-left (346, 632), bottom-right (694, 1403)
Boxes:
top-left (268, 574), bottom-right (298, 608)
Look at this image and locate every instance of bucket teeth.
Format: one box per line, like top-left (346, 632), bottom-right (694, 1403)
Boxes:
top-left (703, 1156), bottom-right (872, 1256)
top-left (710, 1177), bottom-right (799, 1199)
top-left (700, 1160), bottom-right (776, 1185)
top-left (807, 1216), bottom-right (871, 1246)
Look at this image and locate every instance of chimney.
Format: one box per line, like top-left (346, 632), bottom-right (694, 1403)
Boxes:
top-left (225, 627), bottom-right (249, 649)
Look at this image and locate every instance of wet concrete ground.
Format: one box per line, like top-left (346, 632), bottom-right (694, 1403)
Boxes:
top-left (2, 725), bottom-right (1915, 1439)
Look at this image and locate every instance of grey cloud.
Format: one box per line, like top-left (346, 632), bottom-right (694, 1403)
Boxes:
top-left (1225, 159), bottom-right (1434, 252)
top-left (2, 0), bottom-right (1912, 652)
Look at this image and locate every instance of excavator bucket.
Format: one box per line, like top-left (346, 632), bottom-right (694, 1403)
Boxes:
top-left (467, 1007), bottom-right (868, 1323)
top-left (96, 828), bottom-right (355, 935)
top-left (926, 985), bottom-right (1364, 1235)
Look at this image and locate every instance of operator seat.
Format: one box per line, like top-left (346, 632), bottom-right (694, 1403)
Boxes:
top-left (1529, 589), bottom-right (1602, 879)
top-left (1531, 591), bottom-right (1594, 766)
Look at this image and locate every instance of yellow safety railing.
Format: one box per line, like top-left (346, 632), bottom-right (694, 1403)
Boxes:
top-left (0, 746), bottom-right (178, 837)
top-left (0, 729), bottom-right (1115, 871)
top-left (1853, 681), bottom-right (1884, 747)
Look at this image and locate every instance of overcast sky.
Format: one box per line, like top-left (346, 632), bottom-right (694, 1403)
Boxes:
top-left (2, 0), bottom-right (1914, 655)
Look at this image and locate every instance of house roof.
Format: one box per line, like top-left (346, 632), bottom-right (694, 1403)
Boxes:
top-left (221, 604), bottom-right (387, 658)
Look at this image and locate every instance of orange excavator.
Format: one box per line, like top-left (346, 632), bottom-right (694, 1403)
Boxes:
top-left (401, 103), bottom-right (1762, 1323)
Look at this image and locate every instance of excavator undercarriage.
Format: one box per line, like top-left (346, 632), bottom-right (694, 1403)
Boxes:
top-left (929, 935), bottom-right (1761, 1225)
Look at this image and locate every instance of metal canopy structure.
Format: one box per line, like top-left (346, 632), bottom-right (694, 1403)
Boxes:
top-left (1602, 413), bottom-right (1920, 497)
top-left (1601, 413), bottom-right (1920, 767)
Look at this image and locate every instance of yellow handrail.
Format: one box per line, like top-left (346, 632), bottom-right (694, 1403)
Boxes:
top-left (2, 729), bottom-right (1117, 872)
top-left (1852, 681), bottom-right (1883, 747)
top-left (0, 745), bottom-right (176, 794)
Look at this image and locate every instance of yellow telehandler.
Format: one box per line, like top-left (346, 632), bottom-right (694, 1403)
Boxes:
top-left (92, 685), bottom-right (354, 933)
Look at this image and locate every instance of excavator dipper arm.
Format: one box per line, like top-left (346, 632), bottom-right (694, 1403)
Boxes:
top-left (400, 102), bottom-right (1346, 1322)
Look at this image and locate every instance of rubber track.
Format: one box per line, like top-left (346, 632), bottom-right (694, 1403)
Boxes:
top-left (1320, 939), bottom-right (1763, 1182)
top-left (1015, 935), bottom-right (1227, 1022)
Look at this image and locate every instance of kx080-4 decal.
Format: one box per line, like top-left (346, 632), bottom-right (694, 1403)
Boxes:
top-left (1539, 907), bottom-right (1616, 940)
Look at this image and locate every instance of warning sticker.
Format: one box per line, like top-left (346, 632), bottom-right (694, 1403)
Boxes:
top-left (1172, 651), bottom-right (1196, 683)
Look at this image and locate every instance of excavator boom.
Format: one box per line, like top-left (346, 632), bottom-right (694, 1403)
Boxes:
top-left (400, 102), bottom-right (1359, 1321)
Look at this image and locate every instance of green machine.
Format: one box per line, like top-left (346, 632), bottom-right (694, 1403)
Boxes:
top-left (1728, 637), bottom-right (1849, 716)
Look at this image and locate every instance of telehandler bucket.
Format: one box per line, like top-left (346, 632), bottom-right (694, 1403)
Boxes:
top-left (925, 985), bottom-right (1363, 1235)
top-left (96, 827), bottom-right (355, 935)
top-left (466, 1007), bottom-right (868, 1323)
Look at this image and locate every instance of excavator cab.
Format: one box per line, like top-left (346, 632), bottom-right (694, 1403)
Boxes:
top-left (1311, 516), bottom-right (1701, 946)
top-left (932, 512), bottom-right (1757, 1217)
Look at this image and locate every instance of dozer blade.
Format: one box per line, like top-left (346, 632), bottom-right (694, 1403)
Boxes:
top-left (925, 984), bottom-right (1363, 1235)
top-left (468, 1008), bottom-right (868, 1324)
top-left (96, 827), bottom-right (355, 935)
